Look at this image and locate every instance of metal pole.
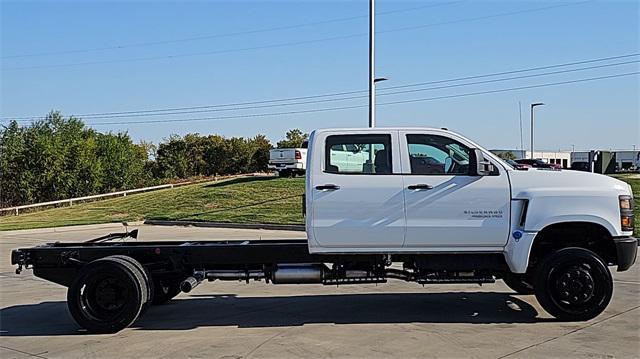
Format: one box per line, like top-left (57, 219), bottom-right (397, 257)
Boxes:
top-left (518, 101), bottom-right (523, 152)
top-left (530, 103), bottom-right (544, 159)
top-left (530, 104), bottom-right (534, 159)
top-left (368, 0), bottom-right (375, 128)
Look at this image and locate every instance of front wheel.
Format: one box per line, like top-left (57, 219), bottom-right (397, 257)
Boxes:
top-left (534, 247), bottom-right (613, 321)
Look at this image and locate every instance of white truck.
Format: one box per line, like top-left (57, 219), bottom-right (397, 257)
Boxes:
top-left (12, 127), bottom-right (637, 333)
top-left (268, 142), bottom-right (307, 177)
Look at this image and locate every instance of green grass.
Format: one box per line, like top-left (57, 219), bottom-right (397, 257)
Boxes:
top-left (0, 177), bottom-right (305, 231)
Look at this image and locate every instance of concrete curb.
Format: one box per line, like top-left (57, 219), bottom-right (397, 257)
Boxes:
top-left (0, 221), bottom-right (145, 235)
top-left (144, 219), bottom-right (305, 231)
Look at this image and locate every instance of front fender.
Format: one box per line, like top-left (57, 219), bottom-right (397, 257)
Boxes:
top-left (526, 215), bottom-right (619, 237)
top-left (504, 231), bottom-right (537, 273)
top-left (522, 195), bottom-right (623, 237)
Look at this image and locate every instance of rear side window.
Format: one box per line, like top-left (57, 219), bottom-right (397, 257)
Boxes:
top-left (325, 134), bottom-right (392, 174)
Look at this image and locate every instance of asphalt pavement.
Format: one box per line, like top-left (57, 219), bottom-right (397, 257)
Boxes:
top-left (1, 224), bottom-right (638, 358)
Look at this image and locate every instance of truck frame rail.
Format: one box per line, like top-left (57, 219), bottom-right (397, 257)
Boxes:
top-left (11, 229), bottom-right (629, 333)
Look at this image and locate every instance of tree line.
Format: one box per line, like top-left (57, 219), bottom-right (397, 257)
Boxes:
top-left (0, 112), bottom-right (308, 207)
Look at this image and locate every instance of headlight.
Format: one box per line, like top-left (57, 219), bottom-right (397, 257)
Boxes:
top-left (620, 196), bottom-right (632, 210)
top-left (619, 195), bottom-right (634, 232)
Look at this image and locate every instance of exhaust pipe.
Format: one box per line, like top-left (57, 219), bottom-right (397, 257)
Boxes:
top-left (206, 270), bottom-right (264, 281)
top-left (182, 264), bottom-right (384, 288)
top-left (180, 276), bottom-right (202, 293)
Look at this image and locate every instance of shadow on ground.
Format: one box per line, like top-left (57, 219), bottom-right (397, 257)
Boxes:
top-left (0, 291), bottom-right (544, 336)
top-left (203, 176), bottom-right (280, 188)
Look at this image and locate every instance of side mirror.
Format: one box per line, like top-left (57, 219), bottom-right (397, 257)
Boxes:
top-left (469, 149), bottom-right (495, 176)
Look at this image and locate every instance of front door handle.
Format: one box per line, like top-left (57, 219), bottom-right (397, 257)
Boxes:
top-left (316, 184), bottom-right (340, 191)
top-left (407, 184), bottom-right (433, 190)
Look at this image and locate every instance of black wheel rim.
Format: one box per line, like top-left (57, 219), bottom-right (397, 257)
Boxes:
top-left (80, 274), bottom-right (130, 321)
top-left (548, 260), bottom-right (605, 315)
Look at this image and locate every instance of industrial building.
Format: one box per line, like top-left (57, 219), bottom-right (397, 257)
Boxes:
top-left (615, 150), bottom-right (640, 171)
top-left (490, 149), bottom-right (571, 168)
top-left (571, 150), bottom-right (640, 173)
top-left (491, 149), bottom-right (639, 174)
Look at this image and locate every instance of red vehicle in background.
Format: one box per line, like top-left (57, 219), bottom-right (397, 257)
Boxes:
top-left (515, 158), bottom-right (562, 169)
top-left (505, 159), bottom-right (532, 170)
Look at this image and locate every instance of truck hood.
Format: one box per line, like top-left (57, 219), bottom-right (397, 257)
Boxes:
top-left (508, 169), bottom-right (632, 199)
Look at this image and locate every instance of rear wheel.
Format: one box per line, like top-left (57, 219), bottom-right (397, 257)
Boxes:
top-left (502, 273), bottom-right (535, 295)
top-left (534, 247), bottom-right (613, 321)
top-left (109, 255), bottom-right (154, 312)
top-left (279, 169), bottom-right (292, 178)
top-left (67, 256), bottom-right (148, 333)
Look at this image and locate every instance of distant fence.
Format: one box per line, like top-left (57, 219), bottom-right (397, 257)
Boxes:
top-left (0, 183), bottom-right (192, 216)
top-left (0, 174), bottom-right (263, 216)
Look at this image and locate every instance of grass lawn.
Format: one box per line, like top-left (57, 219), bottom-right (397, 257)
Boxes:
top-left (0, 177), bottom-right (305, 231)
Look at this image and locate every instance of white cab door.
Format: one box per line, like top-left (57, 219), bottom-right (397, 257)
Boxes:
top-left (399, 131), bottom-right (511, 249)
top-left (311, 132), bottom-right (405, 249)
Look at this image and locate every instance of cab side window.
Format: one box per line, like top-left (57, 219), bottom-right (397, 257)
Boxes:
top-left (325, 134), bottom-right (392, 174)
top-left (406, 134), bottom-right (470, 175)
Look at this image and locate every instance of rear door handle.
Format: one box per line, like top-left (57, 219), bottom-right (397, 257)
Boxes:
top-left (315, 184), bottom-right (340, 191)
top-left (407, 184), bottom-right (433, 190)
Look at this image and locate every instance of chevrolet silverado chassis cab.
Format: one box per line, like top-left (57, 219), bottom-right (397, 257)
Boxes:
top-left (11, 127), bottom-right (637, 333)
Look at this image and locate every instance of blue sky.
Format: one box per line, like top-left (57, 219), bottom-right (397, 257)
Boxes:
top-left (1, 0), bottom-right (638, 151)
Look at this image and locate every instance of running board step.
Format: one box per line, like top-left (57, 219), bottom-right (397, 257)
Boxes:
top-left (323, 277), bottom-right (387, 285)
top-left (415, 276), bottom-right (495, 284)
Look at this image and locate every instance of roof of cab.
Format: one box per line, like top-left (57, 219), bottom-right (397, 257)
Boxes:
top-left (313, 127), bottom-right (452, 134)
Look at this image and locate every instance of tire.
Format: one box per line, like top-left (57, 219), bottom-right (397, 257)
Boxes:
top-left (502, 273), bottom-right (535, 295)
top-left (108, 255), bottom-right (154, 313)
top-left (534, 247), bottom-right (613, 321)
top-left (279, 170), bottom-right (291, 178)
top-left (67, 256), bottom-right (148, 333)
top-left (152, 279), bottom-right (182, 305)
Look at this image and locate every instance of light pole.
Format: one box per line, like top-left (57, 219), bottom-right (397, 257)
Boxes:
top-left (530, 102), bottom-right (545, 159)
top-left (368, 0), bottom-right (375, 128)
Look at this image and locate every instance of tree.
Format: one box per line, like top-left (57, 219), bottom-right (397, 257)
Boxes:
top-left (248, 134), bottom-right (272, 172)
top-left (96, 132), bottom-right (148, 191)
top-left (155, 135), bottom-right (190, 179)
top-left (497, 151), bottom-right (517, 161)
top-left (0, 121), bottom-right (30, 206)
top-left (0, 112), bottom-right (151, 206)
top-left (277, 129), bottom-right (308, 148)
top-left (0, 113), bottom-right (281, 206)
top-left (202, 134), bottom-right (231, 176)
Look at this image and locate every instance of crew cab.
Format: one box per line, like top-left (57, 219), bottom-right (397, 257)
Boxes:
top-left (268, 142), bottom-right (307, 177)
top-left (11, 127), bottom-right (637, 333)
